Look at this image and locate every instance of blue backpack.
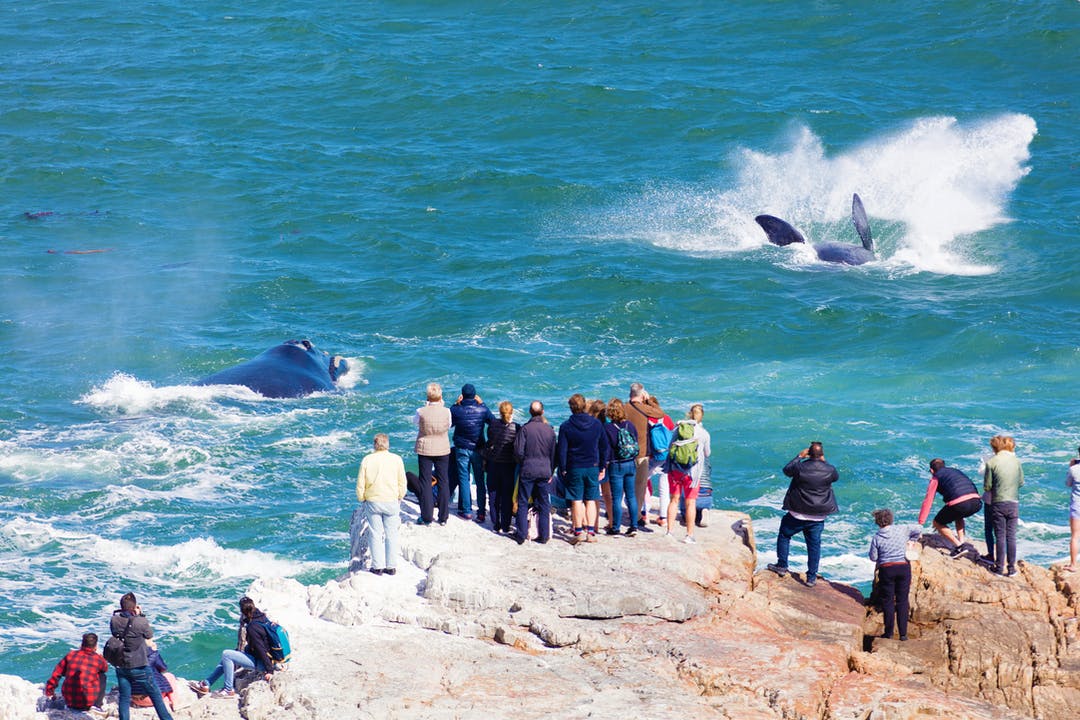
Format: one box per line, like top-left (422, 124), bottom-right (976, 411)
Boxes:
top-left (255, 619), bottom-right (292, 665)
top-left (647, 415), bottom-right (675, 462)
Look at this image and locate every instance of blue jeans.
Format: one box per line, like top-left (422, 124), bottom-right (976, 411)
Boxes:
top-left (607, 460), bottom-right (638, 531)
top-left (455, 447), bottom-right (485, 515)
top-left (776, 512), bottom-right (825, 579)
top-left (366, 500), bottom-right (401, 570)
top-left (206, 649), bottom-right (265, 692)
top-left (117, 665), bottom-right (172, 720)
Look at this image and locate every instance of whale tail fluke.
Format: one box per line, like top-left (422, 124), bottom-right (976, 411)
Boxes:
top-left (851, 194), bottom-right (873, 253)
top-left (755, 214), bottom-right (807, 247)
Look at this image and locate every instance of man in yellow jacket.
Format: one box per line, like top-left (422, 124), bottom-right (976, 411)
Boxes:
top-left (357, 433), bottom-right (408, 576)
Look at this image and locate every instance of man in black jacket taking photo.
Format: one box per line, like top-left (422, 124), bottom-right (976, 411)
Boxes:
top-left (767, 441), bottom-right (839, 587)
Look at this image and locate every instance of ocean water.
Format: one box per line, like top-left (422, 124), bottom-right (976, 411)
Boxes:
top-left (1, 0), bottom-right (1077, 686)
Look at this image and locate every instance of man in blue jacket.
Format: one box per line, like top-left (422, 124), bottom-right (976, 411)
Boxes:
top-left (557, 393), bottom-right (609, 545)
top-left (450, 383), bottom-right (495, 522)
top-left (766, 441), bottom-right (839, 587)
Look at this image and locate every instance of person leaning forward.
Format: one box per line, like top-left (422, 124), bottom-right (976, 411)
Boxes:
top-left (767, 441), bottom-right (839, 587)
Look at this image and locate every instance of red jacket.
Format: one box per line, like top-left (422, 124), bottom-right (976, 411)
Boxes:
top-left (45, 647), bottom-right (108, 710)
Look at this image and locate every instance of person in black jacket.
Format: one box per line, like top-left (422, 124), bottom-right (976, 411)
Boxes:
top-left (513, 401), bottom-right (557, 544)
top-left (485, 401), bottom-right (519, 534)
top-left (767, 441), bottom-right (839, 587)
top-left (188, 596), bottom-right (275, 699)
top-left (109, 592), bottom-right (173, 720)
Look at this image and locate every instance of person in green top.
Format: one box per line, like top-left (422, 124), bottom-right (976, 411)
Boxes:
top-left (983, 434), bottom-right (1024, 576)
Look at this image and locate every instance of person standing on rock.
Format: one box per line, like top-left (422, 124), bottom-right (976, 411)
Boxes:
top-left (983, 434), bottom-right (1024, 576)
top-left (557, 393), bottom-right (609, 544)
top-left (626, 383), bottom-right (664, 531)
top-left (603, 398), bottom-right (639, 536)
top-left (450, 383), bottom-right (495, 522)
top-left (918, 458), bottom-right (982, 558)
top-left (1066, 447), bottom-right (1080, 573)
top-left (868, 508), bottom-right (921, 641)
top-left (766, 441), bottom-right (839, 587)
top-left (513, 400), bottom-right (557, 544)
top-left (357, 433), bottom-right (408, 576)
top-left (414, 382), bottom-right (452, 526)
top-left (485, 401), bottom-right (520, 534)
top-left (109, 593), bottom-right (173, 720)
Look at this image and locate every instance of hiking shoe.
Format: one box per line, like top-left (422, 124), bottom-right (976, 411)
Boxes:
top-left (624, 526), bottom-right (637, 537)
top-left (569, 533), bottom-right (586, 546)
top-left (383, 568), bottom-right (397, 576)
top-left (586, 532), bottom-right (597, 543)
top-left (605, 526), bottom-right (619, 536)
top-left (189, 680), bottom-right (210, 696)
top-left (211, 689), bottom-right (236, 699)
top-left (370, 568), bottom-right (384, 576)
top-left (766, 563), bottom-right (789, 577)
top-left (949, 544), bottom-right (966, 558)
top-left (1006, 567), bottom-right (1018, 577)
top-left (476, 512), bottom-right (486, 524)
top-left (682, 535), bottom-right (696, 544)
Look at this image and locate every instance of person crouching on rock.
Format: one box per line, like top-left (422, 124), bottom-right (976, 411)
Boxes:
top-left (868, 509), bottom-right (921, 641)
top-left (766, 441), bottom-right (839, 587)
top-left (918, 458), bottom-right (982, 558)
top-left (188, 596), bottom-right (275, 699)
top-left (43, 632), bottom-right (108, 714)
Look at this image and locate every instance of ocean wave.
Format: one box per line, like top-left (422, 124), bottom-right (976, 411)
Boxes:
top-left (602, 113), bottom-right (1036, 275)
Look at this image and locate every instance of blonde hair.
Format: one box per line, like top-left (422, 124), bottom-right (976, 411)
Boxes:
top-left (990, 434), bottom-right (1014, 453)
top-left (426, 382), bottom-right (442, 402)
top-left (499, 400), bottom-right (513, 423)
top-left (373, 433), bottom-right (390, 451)
top-left (606, 398), bottom-right (626, 423)
top-left (688, 403), bottom-right (704, 421)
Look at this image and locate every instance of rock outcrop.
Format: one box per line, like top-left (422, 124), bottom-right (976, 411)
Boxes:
top-left (6, 504), bottom-right (1078, 719)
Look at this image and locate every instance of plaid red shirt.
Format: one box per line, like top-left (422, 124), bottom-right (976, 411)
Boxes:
top-left (44, 647), bottom-right (108, 710)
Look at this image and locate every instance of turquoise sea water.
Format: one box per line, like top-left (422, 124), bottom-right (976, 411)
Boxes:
top-left (1, 0), bottom-right (1077, 685)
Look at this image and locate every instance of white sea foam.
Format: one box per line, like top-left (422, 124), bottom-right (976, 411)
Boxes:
top-left (604, 114), bottom-right (1036, 276)
top-left (79, 372), bottom-right (264, 415)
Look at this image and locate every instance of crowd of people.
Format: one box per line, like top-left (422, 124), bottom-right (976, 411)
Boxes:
top-left (40, 385), bottom-right (1078, 712)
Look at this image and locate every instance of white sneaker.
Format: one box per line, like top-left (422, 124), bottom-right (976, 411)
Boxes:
top-left (698, 508), bottom-right (710, 527)
top-left (683, 535), bottom-right (696, 544)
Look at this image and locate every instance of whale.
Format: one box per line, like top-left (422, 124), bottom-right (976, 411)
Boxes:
top-left (755, 193), bottom-right (875, 266)
top-left (196, 339), bottom-right (349, 398)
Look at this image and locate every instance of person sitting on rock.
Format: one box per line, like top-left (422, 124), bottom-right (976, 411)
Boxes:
top-left (918, 458), bottom-right (982, 558)
top-left (43, 632), bottom-right (108, 714)
top-left (188, 596), bottom-right (276, 699)
top-left (868, 508), bottom-right (921, 641)
top-left (131, 638), bottom-right (176, 710)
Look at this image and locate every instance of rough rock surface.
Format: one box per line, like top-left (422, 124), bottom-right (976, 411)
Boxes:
top-left (6, 503), bottom-right (1078, 719)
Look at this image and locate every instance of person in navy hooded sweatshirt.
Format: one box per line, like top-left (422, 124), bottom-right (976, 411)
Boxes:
top-left (557, 393), bottom-right (609, 545)
top-left (450, 383), bottom-right (495, 522)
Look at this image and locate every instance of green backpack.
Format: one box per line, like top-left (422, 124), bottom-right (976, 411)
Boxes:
top-left (669, 420), bottom-right (698, 470)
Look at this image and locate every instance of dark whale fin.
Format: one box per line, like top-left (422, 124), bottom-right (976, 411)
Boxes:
top-left (851, 194), bottom-right (873, 253)
top-left (755, 214), bottom-right (807, 247)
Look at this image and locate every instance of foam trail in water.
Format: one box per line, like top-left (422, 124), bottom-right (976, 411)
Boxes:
top-left (615, 114), bottom-right (1036, 275)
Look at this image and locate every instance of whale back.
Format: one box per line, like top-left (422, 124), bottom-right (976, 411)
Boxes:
top-left (755, 214), bottom-right (807, 247)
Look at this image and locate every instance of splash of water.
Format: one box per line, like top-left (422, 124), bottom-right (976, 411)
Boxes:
top-left (621, 114), bottom-right (1037, 275)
